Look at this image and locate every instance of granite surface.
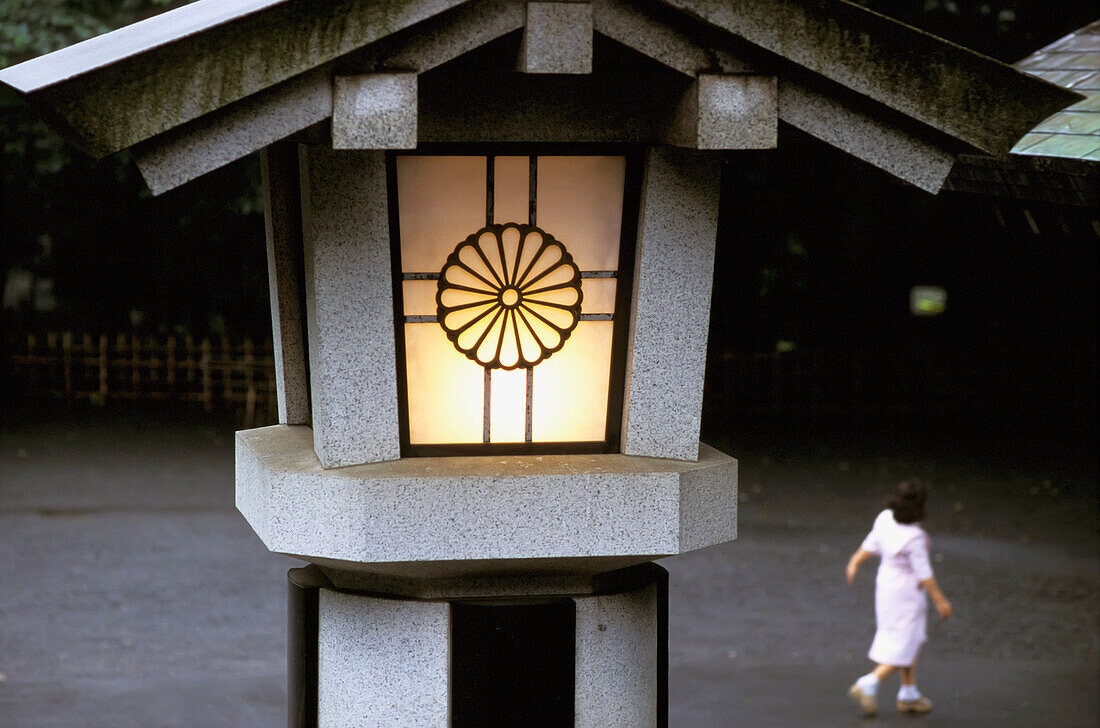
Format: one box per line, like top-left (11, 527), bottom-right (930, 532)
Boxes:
top-left (235, 424), bottom-right (737, 580)
top-left (332, 73), bottom-right (418, 150)
top-left (622, 146), bottom-right (720, 461)
top-left (777, 80), bottom-right (957, 194)
top-left (125, 0), bottom-right (961, 193)
top-left (300, 147), bottom-right (400, 467)
top-left (662, 0), bottom-right (1078, 156)
top-left (261, 144), bottom-right (310, 425)
top-left (667, 74), bottom-right (777, 150)
top-left (318, 590), bottom-right (449, 728)
top-left (590, 0), bottom-right (955, 192)
top-left (575, 582), bottom-right (659, 727)
top-left (355, 0), bottom-right (525, 74)
top-left (521, 2), bottom-right (593, 74)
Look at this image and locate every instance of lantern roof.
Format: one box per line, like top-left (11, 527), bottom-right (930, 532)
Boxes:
top-left (942, 19), bottom-right (1099, 206)
top-left (0, 0), bottom-right (1081, 194)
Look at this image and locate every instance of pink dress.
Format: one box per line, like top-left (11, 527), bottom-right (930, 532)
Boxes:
top-left (860, 509), bottom-right (934, 666)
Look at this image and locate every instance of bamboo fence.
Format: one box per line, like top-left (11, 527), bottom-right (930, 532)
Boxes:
top-left (11, 332), bottom-right (278, 427)
top-left (8, 333), bottom-right (1091, 436)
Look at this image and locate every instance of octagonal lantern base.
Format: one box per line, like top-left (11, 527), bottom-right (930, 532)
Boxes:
top-left (236, 425), bottom-right (736, 597)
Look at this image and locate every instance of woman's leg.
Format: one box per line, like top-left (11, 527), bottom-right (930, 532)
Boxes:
top-left (872, 663), bottom-right (897, 682)
top-left (900, 660), bottom-right (916, 686)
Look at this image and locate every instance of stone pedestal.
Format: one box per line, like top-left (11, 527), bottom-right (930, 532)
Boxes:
top-left (289, 563), bottom-right (668, 728)
top-left (238, 424), bottom-right (734, 727)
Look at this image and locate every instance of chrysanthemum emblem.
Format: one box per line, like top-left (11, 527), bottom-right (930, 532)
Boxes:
top-left (437, 224), bottom-right (582, 369)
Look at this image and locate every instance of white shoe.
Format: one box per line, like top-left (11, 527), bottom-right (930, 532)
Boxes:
top-left (897, 695), bottom-right (933, 713)
top-left (848, 683), bottom-right (877, 716)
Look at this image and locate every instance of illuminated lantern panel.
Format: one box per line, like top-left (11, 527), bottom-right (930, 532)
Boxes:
top-left (391, 153), bottom-right (635, 454)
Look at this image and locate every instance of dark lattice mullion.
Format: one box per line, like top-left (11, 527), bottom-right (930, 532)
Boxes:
top-left (484, 156), bottom-right (494, 444)
top-left (525, 155), bottom-right (536, 443)
top-left (528, 156), bottom-right (537, 227)
top-left (402, 271), bottom-right (440, 324)
top-left (525, 367), bottom-right (534, 443)
top-left (483, 366), bottom-right (491, 444)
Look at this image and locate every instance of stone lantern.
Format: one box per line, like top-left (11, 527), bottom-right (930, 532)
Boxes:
top-left (0, 1), bottom-right (1074, 726)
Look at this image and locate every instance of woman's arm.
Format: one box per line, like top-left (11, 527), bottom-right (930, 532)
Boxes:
top-left (919, 576), bottom-right (953, 619)
top-left (846, 547), bottom-right (873, 585)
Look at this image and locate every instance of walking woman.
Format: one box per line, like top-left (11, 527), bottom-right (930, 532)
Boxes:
top-left (846, 479), bottom-right (952, 716)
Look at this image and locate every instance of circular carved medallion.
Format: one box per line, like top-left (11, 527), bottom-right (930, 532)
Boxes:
top-left (436, 223), bottom-right (582, 369)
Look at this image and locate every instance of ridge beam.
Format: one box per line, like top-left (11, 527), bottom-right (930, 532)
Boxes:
top-left (521, 2), bottom-right (593, 74)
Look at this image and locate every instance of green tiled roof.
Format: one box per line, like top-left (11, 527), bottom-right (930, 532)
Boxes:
top-left (1013, 21), bottom-right (1100, 161)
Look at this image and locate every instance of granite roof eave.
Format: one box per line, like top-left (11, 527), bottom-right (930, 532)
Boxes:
top-left (0, 0), bottom-right (1083, 162)
top-left (942, 20), bottom-right (1100, 205)
top-left (0, 0), bottom-right (290, 94)
top-left (662, 0), bottom-right (1083, 157)
top-left (0, 0), bottom-right (473, 157)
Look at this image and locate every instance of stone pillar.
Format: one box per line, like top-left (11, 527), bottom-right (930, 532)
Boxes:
top-left (622, 147), bottom-right (721, 461)
top-left (288, 564), bottom-right (670, 728)
top-left (299, 147), bottom-right (401, 467)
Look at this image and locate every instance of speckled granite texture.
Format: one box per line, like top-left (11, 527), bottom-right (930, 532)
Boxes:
top-left (132, 68), bottom-right (331, 195)
top-left (575, 582), bottom-right (659, 727)
top-left (235, 424), bottom-right (736, 581)
top-left (261, 145), bottom-right (310, 425)
top-left (318, 590), bottom-right (449, 728)
top-left (667, 74), bottom-right (777, 150)
top-left (589, 0), bottom-right (954, 191)
top-left (521, 2), bottom-right (593, 74)
top-left (332, 73), bottom-right (418, 150)
top-left (777, 81), bottom-right (956, 193)
top-left (300, 147), bottom-right (400, 467)
top-left (622, 146), bottom-right (720, 461)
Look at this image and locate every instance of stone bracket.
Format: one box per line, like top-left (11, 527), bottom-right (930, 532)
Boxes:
top-left (590, 0), bottom-right (955, 191)
top-left (132, 68), bottom-right (332, 196)
top-left (520, 2), bottom-right (593, 74)
top-left (332, 73), bottom-right (419, 150)
top-left (665, 73), bottom-right (777, 150)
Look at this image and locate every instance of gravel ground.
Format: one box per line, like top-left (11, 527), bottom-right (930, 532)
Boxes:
top-left (0, 404), bottom-right (1095, 727)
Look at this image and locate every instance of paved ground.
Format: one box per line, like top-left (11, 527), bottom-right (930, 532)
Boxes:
top-left (0, 404), bottom-right (1096, 727)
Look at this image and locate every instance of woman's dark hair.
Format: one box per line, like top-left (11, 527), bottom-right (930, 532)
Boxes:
top-left (888, 479), bottom-right (928, 524)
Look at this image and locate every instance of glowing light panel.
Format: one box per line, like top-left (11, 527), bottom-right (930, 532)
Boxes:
top-left (393, 154), bottom-right (630, 451)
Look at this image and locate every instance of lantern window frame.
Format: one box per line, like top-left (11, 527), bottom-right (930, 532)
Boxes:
top-left (387, 144), bottom-right (643, 457)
